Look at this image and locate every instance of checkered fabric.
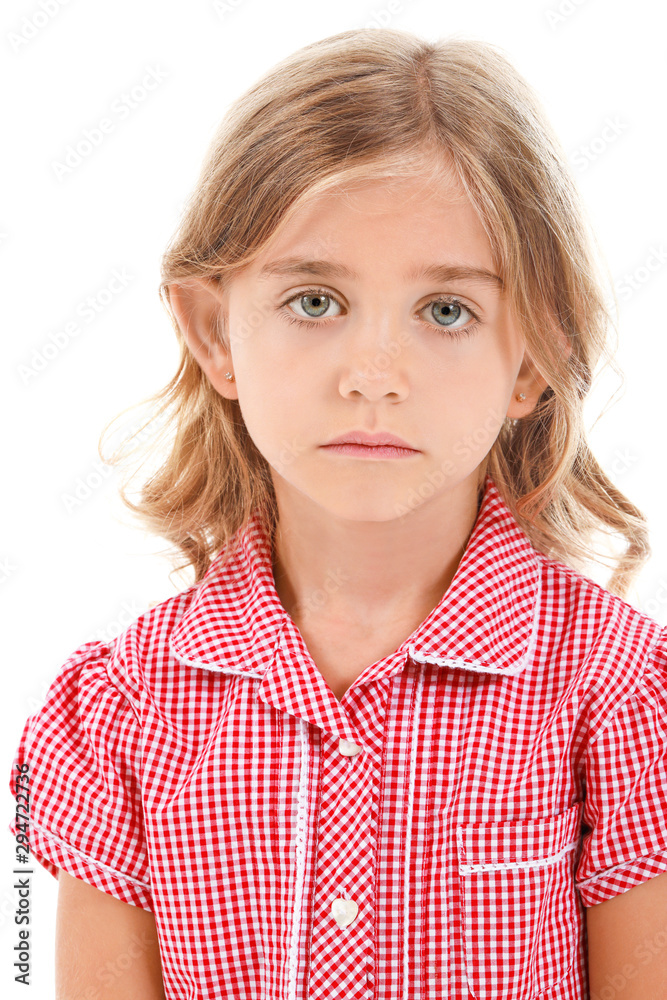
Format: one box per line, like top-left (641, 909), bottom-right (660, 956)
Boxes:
top-left (8, 474), bottom-right (667, 999)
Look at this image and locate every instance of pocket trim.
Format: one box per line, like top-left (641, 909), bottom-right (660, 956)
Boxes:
top-left (457, 800), bottom-right (584, 868)
top-left (459, 837), bottom-right (580, 874)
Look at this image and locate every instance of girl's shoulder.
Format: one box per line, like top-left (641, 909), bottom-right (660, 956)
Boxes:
top-left (90, 580), bottom-right (207, 700)
top-left (534, 547), bottom-right (662, 625)
top-left (531, 548), bottom-right (666, 675)
top-left (100, 541), bottom-right (272, 691)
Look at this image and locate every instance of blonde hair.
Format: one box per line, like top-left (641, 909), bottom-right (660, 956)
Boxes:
top-left (101, 27), bottom-right (649, 598)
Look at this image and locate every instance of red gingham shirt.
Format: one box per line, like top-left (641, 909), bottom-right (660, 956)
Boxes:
top-left (8, 474), bottom-right (667, 999)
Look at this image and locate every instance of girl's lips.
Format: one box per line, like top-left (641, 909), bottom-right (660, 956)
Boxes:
top-left (320, 443), bottom-right (419, 458)
top-left (322, 430), bottom-right (416, 449)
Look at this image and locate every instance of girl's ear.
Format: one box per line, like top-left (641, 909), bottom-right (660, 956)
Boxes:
top-left (167, 277), bottom-right (238, 398)
top-left (508, 320), bottom-right (572, 420)
top-left (507, 353), bottom-right (551, 420)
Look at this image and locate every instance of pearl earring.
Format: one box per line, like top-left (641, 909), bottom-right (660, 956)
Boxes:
top-left (224, 372), bottom-right (235, 382)
top-left (516, 392), bottom-right (526, 402)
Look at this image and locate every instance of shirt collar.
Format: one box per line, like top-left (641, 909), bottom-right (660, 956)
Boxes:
top-left (169, 473), bottom-right (542, 682)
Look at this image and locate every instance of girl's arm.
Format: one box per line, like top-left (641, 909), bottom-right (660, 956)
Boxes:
top-left (586, 869), bottom-right (667, 998)
top-left (55, 870), bottom-right (166, 999)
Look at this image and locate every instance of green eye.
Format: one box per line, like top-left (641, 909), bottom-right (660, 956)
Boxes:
top-left (293, 292), bottom-right (336, 319)
top-left (280, 288), bottom-right (481, 340)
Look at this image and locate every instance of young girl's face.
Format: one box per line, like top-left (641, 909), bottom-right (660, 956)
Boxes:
top-left (186, 165), bottom-right (547, 522)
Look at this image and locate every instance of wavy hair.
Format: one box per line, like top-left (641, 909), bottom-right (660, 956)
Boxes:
top-left (100, 27), bottom-right (649, 598)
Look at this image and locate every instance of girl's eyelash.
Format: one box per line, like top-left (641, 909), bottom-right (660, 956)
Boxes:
top-left (280, 287), bottom-right (481, 339)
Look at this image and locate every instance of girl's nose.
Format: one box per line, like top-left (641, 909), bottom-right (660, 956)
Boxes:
top-left (337, 350), bottom-right (409, 401)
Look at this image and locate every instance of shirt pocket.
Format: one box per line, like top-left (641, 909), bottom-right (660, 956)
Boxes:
top-left (456, 800), bottom-right (583, 1000)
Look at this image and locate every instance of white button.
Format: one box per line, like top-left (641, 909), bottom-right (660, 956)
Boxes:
top-left (339, 739), bottom-right (362, 757)
top-left (331, 898), bottom-right (358, 927)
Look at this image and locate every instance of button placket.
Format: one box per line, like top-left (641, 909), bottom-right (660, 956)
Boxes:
top-left (307, 730), bottom-right (374, 997)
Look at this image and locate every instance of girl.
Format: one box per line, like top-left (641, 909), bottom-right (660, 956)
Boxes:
top-left (9, 27), bottom-right (667, 1000)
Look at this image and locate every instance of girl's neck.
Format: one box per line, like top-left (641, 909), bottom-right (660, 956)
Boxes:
top-left (270, 474), bottom-right (482, 633)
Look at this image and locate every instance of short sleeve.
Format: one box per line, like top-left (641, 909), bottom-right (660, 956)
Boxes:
top-left (575, 626), bottom-right (667, 906)
top-left (7, 641), bottom-right (153, 910)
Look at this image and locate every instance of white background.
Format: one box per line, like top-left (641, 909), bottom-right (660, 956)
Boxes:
top-left (1, 0), bottom-right (665, 995)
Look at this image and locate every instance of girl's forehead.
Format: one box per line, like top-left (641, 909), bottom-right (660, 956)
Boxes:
top-left (299, 160), bottom-right (467, 210)
top-left (251, 178), bottom-right (490, 270)
top-left (256, 172), bottom-right (477, 259)
top-left (317, 178), bottom-right (468, 216)
top-left (226, 150), bottom-right (498, 287)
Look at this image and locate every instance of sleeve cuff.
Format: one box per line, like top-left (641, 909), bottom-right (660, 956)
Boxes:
top-left (9, 818), bottom-right (154, 911)
top-left (576, 848), bottom-right (667, 906)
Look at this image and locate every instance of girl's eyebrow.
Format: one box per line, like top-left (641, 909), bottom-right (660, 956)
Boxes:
top-left (257, 256), bottom-right (504, 291)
